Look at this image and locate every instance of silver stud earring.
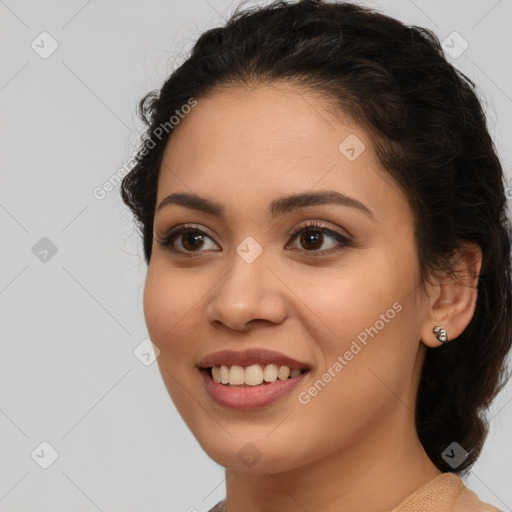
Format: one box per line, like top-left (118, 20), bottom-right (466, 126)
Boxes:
top-left (433, 326), bottom-right (449, 343)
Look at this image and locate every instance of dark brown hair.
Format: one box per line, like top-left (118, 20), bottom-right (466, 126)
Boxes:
top-left (121, 0), bottom-right (512, 476)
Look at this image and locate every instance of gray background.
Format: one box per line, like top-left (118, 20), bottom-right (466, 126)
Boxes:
top-left (1, 0), bottom-right (511, 511)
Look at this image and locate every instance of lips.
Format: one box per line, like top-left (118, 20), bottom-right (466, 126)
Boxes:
top-left (200, 368), bottom-right (309, 409)
top-left (197, 347), bottom-right (313, 371)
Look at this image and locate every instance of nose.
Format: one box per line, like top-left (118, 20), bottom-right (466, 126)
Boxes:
top-left (205, 248), bottom-right (288, 332)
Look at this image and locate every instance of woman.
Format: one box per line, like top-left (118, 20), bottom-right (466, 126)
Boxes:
top-left (120, 1), bottom-right (511, 510)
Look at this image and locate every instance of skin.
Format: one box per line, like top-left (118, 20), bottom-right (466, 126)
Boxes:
top-left (143, 82), bottom-right (481, 512)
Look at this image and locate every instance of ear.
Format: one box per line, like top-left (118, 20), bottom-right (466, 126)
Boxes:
top-left (420, 243), bottom-right (482, 348)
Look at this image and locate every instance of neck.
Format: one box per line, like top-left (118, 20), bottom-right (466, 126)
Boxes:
top-left (223, 404), bottom-right (441, 512)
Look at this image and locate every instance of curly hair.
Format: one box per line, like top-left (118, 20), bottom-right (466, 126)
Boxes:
top-left (120, 0), bottom-right (512, 476)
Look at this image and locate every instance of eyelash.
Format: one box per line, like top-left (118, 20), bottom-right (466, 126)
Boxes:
top-left (155, 221), bottom-right (352, 258)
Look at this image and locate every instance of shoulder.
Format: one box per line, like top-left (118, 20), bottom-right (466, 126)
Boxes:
top-left (391, 472), bottom-right (503, 512)
top-left (206, 474), bottom-right (503, 512)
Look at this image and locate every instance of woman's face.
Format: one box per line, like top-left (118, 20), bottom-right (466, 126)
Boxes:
top-left (144, 83), bottom-right (432, 473)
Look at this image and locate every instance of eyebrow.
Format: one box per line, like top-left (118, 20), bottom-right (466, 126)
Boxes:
top-left (156, 190), bottom-right (375, 220)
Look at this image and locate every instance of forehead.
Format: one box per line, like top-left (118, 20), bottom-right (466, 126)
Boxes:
top-left (156, 83), bottom-right (409, 220)
top-left (164, 83), bottom-right (354, 158)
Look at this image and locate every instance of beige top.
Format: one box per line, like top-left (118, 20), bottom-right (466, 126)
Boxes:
top-left (207, 472), bottom-right (502, 512)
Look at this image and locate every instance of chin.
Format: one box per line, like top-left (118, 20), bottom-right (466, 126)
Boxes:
top-left (197, 435), bottom-right (304, 474)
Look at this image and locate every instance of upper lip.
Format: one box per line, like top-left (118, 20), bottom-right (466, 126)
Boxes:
top-left (197, 348), bottom-right (312, 370)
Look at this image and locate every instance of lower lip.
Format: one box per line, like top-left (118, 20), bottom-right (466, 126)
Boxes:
top-left (200, 369), bottom-right (309, 410)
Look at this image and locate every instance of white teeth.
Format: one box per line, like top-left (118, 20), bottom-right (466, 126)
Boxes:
top-left (220, 364), bottom-right (230, 384)
top-left (263, 364), bottom-right (277, 382)
top-left (244, 364), bottom-right (263, 386)
top-left (212, 366), bottom-right (221, 383)
top-left (210, 363), bottom-right (306, 386)
top-left (228, 365), bottom-right (245, 385)
top-left (277, 365), bottom-right (290, 380)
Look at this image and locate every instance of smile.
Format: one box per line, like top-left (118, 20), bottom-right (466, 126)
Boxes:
top-left (210, 363), bottom-right (307, 386)
top-left (200, 367), bottom-right (310, 409)
top-left (197, 347), bottom-right (312, 409)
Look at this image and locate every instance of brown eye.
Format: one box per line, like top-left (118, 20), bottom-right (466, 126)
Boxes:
top-left (299, 230), bottom-right (324, 250)
top-left (180, 232), bottom-right (206, 251)
top-left (287, 221), bottom-right (352, 255)
top-left (156, 221), bottom-right (351, 257)
top-left (156, 225), bottom-right (219, 255)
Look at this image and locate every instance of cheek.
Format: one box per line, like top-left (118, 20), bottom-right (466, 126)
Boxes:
top-left (296, 252), bottom-right (423, 408)
top-left (299, 258), bottom-right (406, 348)
top-left (293, 295), bottom-right (419, 459)
top-left (142, 264), bottom-right (200, 359)
top-left (142, 265), bottom-right (201, 412)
